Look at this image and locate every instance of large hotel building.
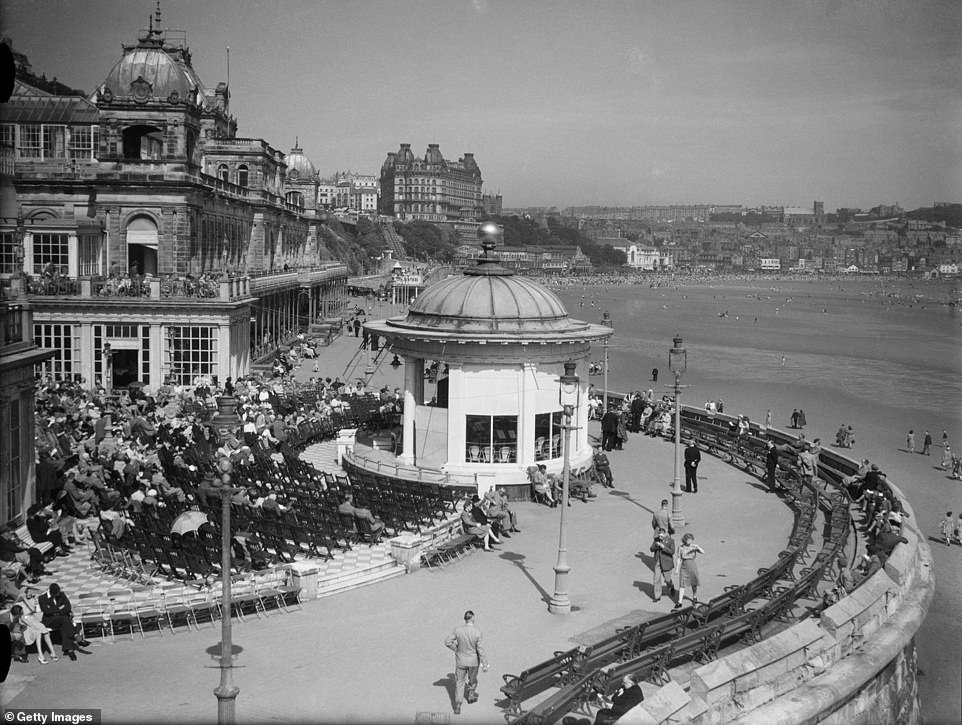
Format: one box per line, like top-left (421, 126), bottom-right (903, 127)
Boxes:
top-left (379, 143), bottom-right (483, 222)
top-left (0, 12), bottom-right (348, 392)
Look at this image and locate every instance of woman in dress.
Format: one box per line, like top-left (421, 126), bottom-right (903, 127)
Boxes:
top-left (10, 601), bottom-right (57, 664)
top-left (673, 533), bottom-right (706, 609)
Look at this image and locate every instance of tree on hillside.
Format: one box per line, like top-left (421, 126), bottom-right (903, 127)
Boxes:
top-left (907, 204), bottom-right (962, 228)
top-left (393, 221), bottom-right (455, 262)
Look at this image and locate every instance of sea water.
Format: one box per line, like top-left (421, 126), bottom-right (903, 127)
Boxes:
top-left (556, 277), bottom-right (960, 424)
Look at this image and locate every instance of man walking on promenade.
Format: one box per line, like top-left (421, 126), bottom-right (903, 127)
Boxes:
top-left (652, 499), bottom-right (673, 534)
top-left (650, 526), bottom-right (676, 602)
top-left (684, 439), bottom-right (701, 493)
top-left (445, 610), bottom-right (488, 714)
top-left (922, 430), bottom-right (933, 455)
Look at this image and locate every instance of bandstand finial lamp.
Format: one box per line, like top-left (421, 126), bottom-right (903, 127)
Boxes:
top-left (549, 361), bottom-right (580, 615)
top-left (668, 335), bottom-right (687, 529)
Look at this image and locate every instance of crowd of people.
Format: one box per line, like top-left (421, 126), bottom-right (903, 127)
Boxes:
top-left (588, 389), bottom-right (676, 450)
top-left (1, 347), bottom-right (415, 663)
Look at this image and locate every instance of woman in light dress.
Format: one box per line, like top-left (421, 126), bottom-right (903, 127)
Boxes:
top-left (9, 599), bottom-right (57, 664)
top-left (673, 533), bottom-right (706, 610)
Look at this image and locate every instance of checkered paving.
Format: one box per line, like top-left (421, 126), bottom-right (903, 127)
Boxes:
top-left (299, 439), bottom-right (341, 474)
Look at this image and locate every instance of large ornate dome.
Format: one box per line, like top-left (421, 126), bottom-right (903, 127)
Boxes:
top-left (286, 145), bottom-right (318, 180)
top-left (100, 44), bottom-right (206, 105)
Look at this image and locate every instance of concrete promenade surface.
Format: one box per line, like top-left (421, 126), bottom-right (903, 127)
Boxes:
top-left (2, 419), bottom-right (792, 723)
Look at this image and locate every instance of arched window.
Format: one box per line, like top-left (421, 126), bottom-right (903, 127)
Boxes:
top-left (126, 215), bottom-right (159, 277)
top-left (237, 164), bottom-right (248, 187)
top-left (218, 164), bottom-right (229, 183)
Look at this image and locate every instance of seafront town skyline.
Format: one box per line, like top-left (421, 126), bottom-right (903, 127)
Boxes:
top-left (3, 0), bottom-right (960, 210)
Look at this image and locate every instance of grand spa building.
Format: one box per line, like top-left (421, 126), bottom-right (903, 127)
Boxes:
top-left (0, 12), bottom-right (348, 390)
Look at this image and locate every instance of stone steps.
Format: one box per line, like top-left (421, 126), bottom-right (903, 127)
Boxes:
top-left (314, 556), bottom-right (405, 599)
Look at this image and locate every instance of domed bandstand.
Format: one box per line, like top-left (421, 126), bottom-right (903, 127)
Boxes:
top-left (360, 224), bottom-right (612, 496)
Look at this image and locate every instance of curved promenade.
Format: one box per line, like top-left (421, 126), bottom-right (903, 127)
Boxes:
top-left (1, 404), bottom-right (930, 725)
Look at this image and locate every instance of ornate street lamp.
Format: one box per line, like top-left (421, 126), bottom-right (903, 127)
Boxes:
top-left (166, 328), bottom-right (177, 385)
top-left (210, 395), bottom-right (243, 724)
top-left (549, 361), bottom-right (580, 615)
top-left (668, 335), bottom-right (687, 529)
top-left (102, 342), bottom-right (113, 392)
top-left (601, 311), bottom-right (612, 411)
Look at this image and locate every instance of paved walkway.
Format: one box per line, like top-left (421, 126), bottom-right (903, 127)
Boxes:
top-left (4, 422), bottom-right (795, 724)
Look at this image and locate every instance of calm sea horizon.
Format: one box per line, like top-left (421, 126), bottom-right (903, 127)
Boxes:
top-left (554, 277), bottom-right (960, 425)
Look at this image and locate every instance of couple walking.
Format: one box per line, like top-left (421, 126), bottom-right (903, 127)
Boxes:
top-left (650, 501), bottom-right (705, 608)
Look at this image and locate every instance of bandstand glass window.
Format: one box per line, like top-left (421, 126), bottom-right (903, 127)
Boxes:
top-left (534, 411), bottom-right (564, 461)
top-left (465, 415), bottom-right (518, 463)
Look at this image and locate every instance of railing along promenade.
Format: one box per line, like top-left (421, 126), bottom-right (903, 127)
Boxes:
top-left (500, 406), bottom-right (930, 725)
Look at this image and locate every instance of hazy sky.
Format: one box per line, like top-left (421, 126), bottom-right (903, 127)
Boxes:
top-left (3, 0), bottom-right (960, 210)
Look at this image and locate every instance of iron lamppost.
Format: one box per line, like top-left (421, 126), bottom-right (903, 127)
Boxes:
top-left (102, 342), bottom-right (114, 392)
top-left (549, 361), bottom-right (580, 615)
top-left (210, 395), bottom-right (243, 724)
top-left (601, 311), bottom-right (612, 412)
top-left (668, 335), bottom-right (687, 529)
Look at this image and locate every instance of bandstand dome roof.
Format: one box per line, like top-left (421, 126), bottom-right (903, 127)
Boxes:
top-left (369, 222), bottom-right (612, 346)
top-left (402, 269), bottom-right (571, 334)
top-left (381, 222), bottom-right (603, 338)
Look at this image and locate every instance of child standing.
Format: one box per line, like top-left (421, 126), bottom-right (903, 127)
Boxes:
top-left (940, 512), bottom-right (954, 546)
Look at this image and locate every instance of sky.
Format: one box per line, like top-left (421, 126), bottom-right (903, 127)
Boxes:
top-left (3, 0), bottom-right (961, 211)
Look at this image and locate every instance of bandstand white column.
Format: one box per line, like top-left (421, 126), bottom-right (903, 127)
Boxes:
top-left (445, 363), bottom-right (465, 466)
top-left (519, 362), bottom-right (538, 469)
top-left (398, 357), bottom-right (417, 465)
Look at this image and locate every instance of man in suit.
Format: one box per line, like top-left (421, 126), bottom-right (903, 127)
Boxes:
top-left (600, 407), bottom-right (620, 452)
top-left (651, 499), bottom-right (673, 535)
top-left (38, 582), bottom-right (89, 660)
top-left (650, 527), bottom-right (676, 602)
top-left (338, 492), bottom-right (385, 540)
top-left (594, 674), bottom-right (645, 725)
top-left (444, 610), bottom-right (489, 714)
top-left (683, 439), bottom-right (701, 492)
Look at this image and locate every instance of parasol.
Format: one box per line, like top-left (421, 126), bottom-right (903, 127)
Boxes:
top-left (170, 510), bottom-right (210, 536)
